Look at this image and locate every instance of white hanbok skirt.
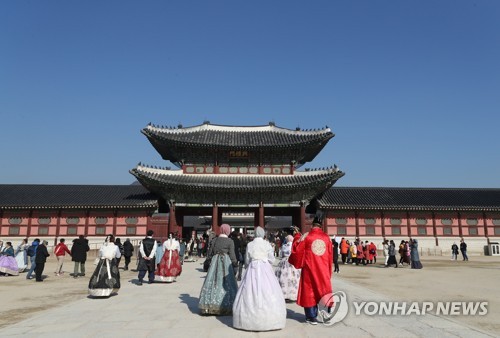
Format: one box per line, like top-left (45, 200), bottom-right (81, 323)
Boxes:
top-left (233, 260), bottom-right (286, 331)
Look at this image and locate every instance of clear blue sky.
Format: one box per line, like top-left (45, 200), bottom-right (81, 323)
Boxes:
top-left (1, 1), bottom-right (499, 187)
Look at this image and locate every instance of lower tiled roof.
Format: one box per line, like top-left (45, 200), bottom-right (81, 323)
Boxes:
top-left (319, 187), bottom-right (500, 211)
top-left (0, 185), bottom-right (158, 210)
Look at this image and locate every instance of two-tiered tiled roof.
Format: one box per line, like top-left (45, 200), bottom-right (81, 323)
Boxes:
top-left (319, 187), bottom-right (500, 211)
top-left (142, 122), bottom-right (334, 165)
top-left (0, 185), bottom-right (158, 210)
top-left (130, 164), bottom-right (344, 205)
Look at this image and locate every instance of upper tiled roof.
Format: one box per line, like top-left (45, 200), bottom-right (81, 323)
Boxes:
top-left (141, 122), bottom-right (334, 165)
top-left (0, 185), bottom-right (158, 210)
top-left (143, 122), bottom-right (334, 147)
top-left (319, 187), bottom-right (500, 211)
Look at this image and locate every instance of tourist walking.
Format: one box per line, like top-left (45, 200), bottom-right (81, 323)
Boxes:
top-left (114, 238), bottom-right (124, 268)
top-left (137, 230), bottom-right (157, 285)
top-left (349, 241), bottom-right (357, 265)
top-left (333, 239), bottom-right (340, 273)
top-left (460, 239), bottom-right (469, 261)
top-left (410, 239), bottom-right (423, 269)
top-left (54, 238), bottom-right (71, 276)
top-left (451, 243), bottom-right (459, 260)
top-left (156, 233), bottom-right (182, 283)
top-left (382, 240), bottom-right (389, 266)
top-left (275, 234), bottom-right (301, 301)
top-left (288, 220), bottom-right (333, 325)
top-left (230, 230), bottom-right (244, 281)
top-left (14, 238), bottom-right (28, 273)
top-left (88, 234), bottom-right (121, 297)
top-left (25, 238), bottom-right (40, 280)
top-left (179, 239), bottom-right (186, 265)
top-left (155, 240), bottom-right (164, 269)
top-left (71, 235), bottom-right (90, 278)
top-left (386, 240), bottom-right (398, 268)
top-left (233, 226), bottom-right (286, 331)
top-left (34, 240), bottom-right (50, 282)
top-left (369, 241), bottom-right (377, 264)
top-left (198, 224), bottom-right (238, 315)
top-left (122, 238), bottom-right (134, 270)
top-left (0, 242), bottom-right (19, 276)
top-left (340, 238), bottom-right (349, 264)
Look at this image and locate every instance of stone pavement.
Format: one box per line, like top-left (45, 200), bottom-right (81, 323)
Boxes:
top-left (1, 260), bottom-right (494, 338)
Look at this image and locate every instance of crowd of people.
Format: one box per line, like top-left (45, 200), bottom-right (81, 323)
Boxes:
top-left (0, 230), bottom-right (470, 331)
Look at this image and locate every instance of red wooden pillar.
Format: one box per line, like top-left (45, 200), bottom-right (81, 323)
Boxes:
top-left (169, 203), bottom-right (176, 237)
top-left (406, 211), bottom-right (411, 238)
top-left (432, 211), bottom-right (438, 246)
top-left (112, 209), bottom-right (118, 237)
top-left (457, 211), bottom-right (463, 238)
top-left (299, 203), bottom-right (306, 233)
top-left (84, 209), bottom-right (90, 237)
top-left (258, 203), bottom-right (265, 228)
top-left (354, 211), bottom-right (360, 238)
top-left (27, 209), bottom-right (33, 238)
top-left (55, 209), bottom-right (62, 246)
top-left (212, 203), bottom-right (219, 235)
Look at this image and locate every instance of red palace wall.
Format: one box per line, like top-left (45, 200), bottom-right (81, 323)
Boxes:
top-left (0, 209), bottom-right (153, 242)
top-left (325, 210), bottom-right (500, 240)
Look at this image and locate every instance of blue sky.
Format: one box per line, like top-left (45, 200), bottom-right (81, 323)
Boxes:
top-left (1, 1), bottom-right (499, 187)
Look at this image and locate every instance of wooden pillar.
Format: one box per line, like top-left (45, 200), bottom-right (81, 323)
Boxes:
top-left (55, 209), bottom-right (62, 246)
top-left (354, 211), bottom-right (360, 238)
top-left (112, 209), bottom-right (118, 237)
top-left (432, 211), bottom-right (438, 246)
top-left (175, 209), bottom-right (183, 238)
top-left (169, 202), bottom-right (176, 237)
top-left (299, 203), bottom-right (306, 233)
top-left (27, 209), bottom-right (33, 238)
top-left (458, 211), bottom-right (463, 238)
top-left (84, 209), bottom-right (90, 237)
top-left (212, 203), bottom-right (219, 235)
top-left (381, 211), bottom-right (385, 239)
top-left (406, 211), bottom-right (411, 238)
top-left (259, 203), bottom-right (265, 228)
top-left (483, 211), bottom-right (489, 244)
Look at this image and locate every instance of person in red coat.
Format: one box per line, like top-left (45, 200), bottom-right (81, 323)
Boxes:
top-left (369, 241), bottom-right (377, 264)
top-left (357, 241), bottom-right (365, 265)
top-left (289, 221), bottom-right (333, 325)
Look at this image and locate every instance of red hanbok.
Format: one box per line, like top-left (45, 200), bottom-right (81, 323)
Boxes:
top-left (289, 227), bottom-right (333, 308)
top-left (156, 238), bottom-right (182, 283)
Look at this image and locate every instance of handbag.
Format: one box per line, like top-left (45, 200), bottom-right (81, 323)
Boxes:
top-left (203, 257), bottom-right (211, 272)
top-left (203, 237), bottom-right (218, 272)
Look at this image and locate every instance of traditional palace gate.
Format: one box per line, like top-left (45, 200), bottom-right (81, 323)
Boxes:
top-left (130, 121), bottom-right (344, 235)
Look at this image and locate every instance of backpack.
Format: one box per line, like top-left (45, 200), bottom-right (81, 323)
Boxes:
top-left (27, 245), bottom-right (36, 257)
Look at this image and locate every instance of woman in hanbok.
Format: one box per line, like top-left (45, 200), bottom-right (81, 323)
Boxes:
top-left (0, 242), bottom-right (19, 276)
top-left (199, 224), bottom-right (238, 315)
top-left (156, 233), bottom-right (182, 282)
top-left (88, 235), bottom-right (121, 297)
top-left (275, 234), bottom-right (300, 302)
top-left (233, 227), bottom-right (286, 331)
top-left (15, 238), bottom-right (28, 272)
top-left (155, 240), bottom-right (164, 269)
top-left (410, 239), bottom-right (423, 269)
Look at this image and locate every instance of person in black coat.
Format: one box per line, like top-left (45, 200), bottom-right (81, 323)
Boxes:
top-left (123, 238), bottom-right (134, 270)
top-left (35, 240), bottom-right (50, 282)
top-left (333, 239), bottom-right (340, 273)
top-left (71, 235), bottom-right (90, 278)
